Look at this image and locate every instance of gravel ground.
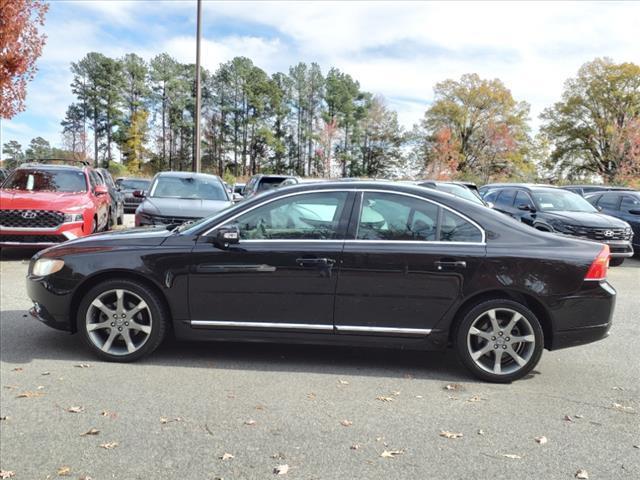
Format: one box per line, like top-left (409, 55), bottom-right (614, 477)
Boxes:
top-left (1, 232), bottom-right (638, 480)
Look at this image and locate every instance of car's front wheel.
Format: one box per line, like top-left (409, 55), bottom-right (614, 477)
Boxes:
top-left (455, 299), bottom-right (544, 383)
top-left (77, 279), bottom-right (168, 362)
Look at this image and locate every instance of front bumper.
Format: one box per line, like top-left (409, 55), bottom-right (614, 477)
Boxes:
top-left (601, 240), bottom-right (634, 258)
top-left (0, 222), bottom-right (85, 247)
top-left (26, 273), bottom-right (74, 332)
top-left (548, 280), bottom-right (616, 350)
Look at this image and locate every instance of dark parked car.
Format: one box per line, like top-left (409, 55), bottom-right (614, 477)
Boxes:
top-left (416, 180), bottom-right (487, 206)
top-left (96, 168), bottom-right (124, 227)
top-left (242, 174), bottom-right (298, 199)
top-left (562, 185), bottom-right (633, 197)
top-left (135, 171), bottom-right (232, 227)
top-left (27, 181), bottom-right (615, 382)
top-left (115, 177), bottom-right (151, 213)
top-left (586, 190), bottom-right (640, 252)
top-left (479, 184), bottom-right (634, 265)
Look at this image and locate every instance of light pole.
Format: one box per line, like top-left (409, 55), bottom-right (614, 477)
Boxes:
top-left (193, 0), bottom-right (202, 172)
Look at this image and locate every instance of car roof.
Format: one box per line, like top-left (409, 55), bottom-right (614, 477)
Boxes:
top-left (154, 171), bottom-right (221, 180)
top-left (16, 163), bottom-right (87, 172)
top-left (480, 183), bottom-right (556, 190)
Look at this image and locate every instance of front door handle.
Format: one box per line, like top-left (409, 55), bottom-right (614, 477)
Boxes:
top-left (296, 257), bottom-right (336, 267)
top-left (434, 260), bottom-right (467, 270)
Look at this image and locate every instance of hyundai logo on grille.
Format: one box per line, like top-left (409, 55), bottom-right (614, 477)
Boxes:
top-left (21, 211), bottom-right (38, 219)
top-left (603, 230), bottom-right (614, 237)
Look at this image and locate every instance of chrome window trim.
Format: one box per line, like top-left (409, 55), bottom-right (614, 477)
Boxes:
top-left (202, 187), bottom-right (486, 245)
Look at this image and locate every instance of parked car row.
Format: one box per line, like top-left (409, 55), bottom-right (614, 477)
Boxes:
top-left (0, 159), bottom-right (146, 248)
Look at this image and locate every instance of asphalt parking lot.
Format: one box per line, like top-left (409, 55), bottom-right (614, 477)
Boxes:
top-left (1, 232), bottom-right (638, 479)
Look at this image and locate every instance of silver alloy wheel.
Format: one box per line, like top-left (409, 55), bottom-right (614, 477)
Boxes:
top-left (466, 308), bottom-right (536, 375)
top-left (85, 289), bottom-right (152, 356)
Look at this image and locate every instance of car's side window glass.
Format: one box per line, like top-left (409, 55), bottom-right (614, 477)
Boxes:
top-left (233, 192), bottom-right (348, 240)
top-left (514, 190), bottom-right (534, 209)
top-left (597, 194), bottom-right (620, 210)
top-left (483, 190), bottom-right (498, 203)
top-left (439, 210), bottom-right (483, 242)
top-left (621, 195), bottom-right (640, 210)
top-left (88, 171), bottom-right (97, 190)
top-left (356, 192), bottom-right (438, 241)
top-left (495, 189), bottom-right (516, 208)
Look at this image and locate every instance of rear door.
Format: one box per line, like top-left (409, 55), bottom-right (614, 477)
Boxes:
top-left (492, 189), bottom-right (517, 217)
top-left (333, 190), bottom-right (485, 336)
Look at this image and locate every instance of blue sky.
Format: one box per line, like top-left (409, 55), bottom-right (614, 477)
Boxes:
top-left (2, 0), bottom-right (639, 159)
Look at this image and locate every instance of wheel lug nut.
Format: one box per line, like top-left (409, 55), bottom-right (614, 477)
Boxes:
top-left (499, 331), bottom-right (503, 336)
top-left (494, 344), bottom-right (498, 349)
top-left (111, 322), bottom-right (115, 327)
top-left (502, 345), bottom-right (507, 349)
top-left (506, 337), bottom-right (510, 341)
top-left (118, 327), bottom-right (122, 331)
top-left (121, 314), bottom-right (126, 318)
top-left (491, 336), bottom-right (496, 341)
top-left (113, 314), bottom-right (117, 318)
top-left (125, 322), bottom-right (129, 326)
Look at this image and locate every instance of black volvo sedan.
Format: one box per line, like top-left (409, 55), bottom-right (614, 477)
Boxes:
top-left (26, 182), bottom-right (615, 382)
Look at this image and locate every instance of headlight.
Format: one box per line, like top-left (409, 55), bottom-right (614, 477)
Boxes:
top-left (63, 213), bottom-right (84, 223)
top-left (32, 258), bottom-right (65, 276)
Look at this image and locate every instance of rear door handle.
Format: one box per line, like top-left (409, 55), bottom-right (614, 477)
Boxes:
top-left (434, 260), bottom-right (467, 270)
top-left (296, 257), bottom-right (336, 267)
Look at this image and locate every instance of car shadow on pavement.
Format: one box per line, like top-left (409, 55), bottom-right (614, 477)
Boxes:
top-left (0, 309), bottom-right (500, 384)
top-left (0, 248), bottom-right (40, 261)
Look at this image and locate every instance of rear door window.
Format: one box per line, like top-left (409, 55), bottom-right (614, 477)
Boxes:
top-left (494, 189), bottom-right (516, 209)
top-left (621, 195), bottom-right (640, 211)
top-left (514, 190), bottom-right (534, 209)
top-left (597, 194), bottom-right (621, 210)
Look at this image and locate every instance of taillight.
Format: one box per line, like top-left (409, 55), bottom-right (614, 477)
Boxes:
top-left (585, 245), bottom-right (610, 281)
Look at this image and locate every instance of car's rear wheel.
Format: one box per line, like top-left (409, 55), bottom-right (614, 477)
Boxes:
top-left (455, 299), bottom-right (544, 383)
top-left (609, 258), bottom-right (625, 267)
top-left (77, 279), bottom-right (168, 362)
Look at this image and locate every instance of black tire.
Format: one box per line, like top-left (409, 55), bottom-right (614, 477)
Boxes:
top-left (91, 216), bottom-right (98, 233)
top-left (117, 208), bottom-right (124, 226)
top-left (454, 299), bottom-right (544, 383)
top-left (609, 258), bottom-right (625, 267)
top-left (77, 279), bottom-right (168, 362)
top-left (108, 207), bottom-right (116, 229)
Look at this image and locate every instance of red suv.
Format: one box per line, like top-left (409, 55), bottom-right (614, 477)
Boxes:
top-left (0, 161), bottom-right (111, 247)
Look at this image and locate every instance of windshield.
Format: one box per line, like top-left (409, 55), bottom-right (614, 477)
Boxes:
top-left (116, 178), bottom-right (150, 190)
top-left (533, 190), bottom-right (598, 212)
top-left (149, 175), bottom-right (228, 200)
top-left (2, 169), bottom-right (87, 193)
top-left (438, 184), bottom-right (485, 205)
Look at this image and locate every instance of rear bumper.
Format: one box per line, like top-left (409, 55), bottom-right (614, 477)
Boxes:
top-left (548, 280), bottom-right (616, 350)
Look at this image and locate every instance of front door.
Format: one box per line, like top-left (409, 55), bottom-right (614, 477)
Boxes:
top-left (334, 191), bottom-right (485, 335)
top-left (188, 190), bottom-right (354, 332)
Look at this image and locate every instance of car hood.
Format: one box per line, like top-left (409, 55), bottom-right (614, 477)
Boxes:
top-left (0, 190), bottom-right (90, 210)
top-left (139, 197), bottom-right (232, 217)
top-left (543, 211), bottom-right (629, 228)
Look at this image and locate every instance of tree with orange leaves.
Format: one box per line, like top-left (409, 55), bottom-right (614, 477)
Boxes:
top-left (0, 0), bottom-right (49, 119)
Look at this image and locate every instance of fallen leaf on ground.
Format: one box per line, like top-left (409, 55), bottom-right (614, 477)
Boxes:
top-left (255, 404), bottom-right (266, 411)
top-left (439, 431), bottom-right (463, 439)
top-left (306, 393), bottom-right (316, 400)
top-left (612, 386), bottom-right (625, 391)
top-left (612, 403), bottom-right (634, 412)
top-left (535, 436), bottom-right (548, 445)
top-left (80, 428), bottom-right (100, 436)
top-left (75, 364), bottom-right (91, 368)
top-left (574, 414), bottom-right (584, 419)
top-left (477, 429), bottom-right (485, 435)
top-left (3, 385), bottom-right (18, 390)
top-left (57, 466), bottom-right (71, 476)
top-left (502, 454), bottom-right (522, 459)
top-left (244, 419), bottom-right (257, 426)
top-left (16, 391), bottom-right (44, 398)
top-left (338, 379), bottom-right (349, 385)
top-left (12, 368), bottom-right (23, 372)
top-left (340, 419), bottom-right (353, 427)
top-left (415, 395), bottom-right (423, 399)
top-left (564, 415), bottom-right (574, 422)
top-left (41, 371), bottom-right (50, 376)
top-left (99, 442), bottom-right (118, 449)
top-left (273, 464), bottom-right (289, 475)
top-left (380, 449), bottom-right (404, 458)
top-left (78, 476), bottom-right (93, 480)
top-left (376, 396), bottom-right (394, 402)
top-left (444, 383), bottom-right (462, 391)
top-left (160, 416), bottom-right (182, 424)
top-left (467, 395), bottom-right (485, 403)
top-left (575, 469), bottom-right (589, 479)
top-left (100, 410), bottom-right (117, 419)
top-left (220, 453), bottom-right (234, 460)
top-left (37, 386), bottom-right (45, 390)
top-left (66, 406), bottom-right (85, 413)
top-left (0, 471), bottom-right (15, 479)
top-left (350, 444), bottom-right (360, 450)
top-left (271, 453), bottom-right (286, 460)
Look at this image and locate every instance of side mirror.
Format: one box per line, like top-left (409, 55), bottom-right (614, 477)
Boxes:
top-left (214, 224), bottom-right (240, 249)
top-left (95, 185), bottom-right (108, 196)
top-left (517, 203), bottom-right (536, 213)
top-left (132, 190), bottom-right (146, 198)
top-left (629, 209), bottom-right (640, 215)
top-left (232, 192), bottom-right (243, 202)
top-left (596, 205), bottom-right (603, 211)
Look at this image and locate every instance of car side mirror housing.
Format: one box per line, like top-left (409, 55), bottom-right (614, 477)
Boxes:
top-left (213, 224), bottom-right (240, 249)
top-left (95, 185), bottom-right (108, 195)
top-left (517, 203), bottom-right (536, 213)
top-left (629, 209), bottom-right (640, 215)
top-left (132, 190), bottom-right (146, 198)
top-left (232, 192), bottom-right (243, 203)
